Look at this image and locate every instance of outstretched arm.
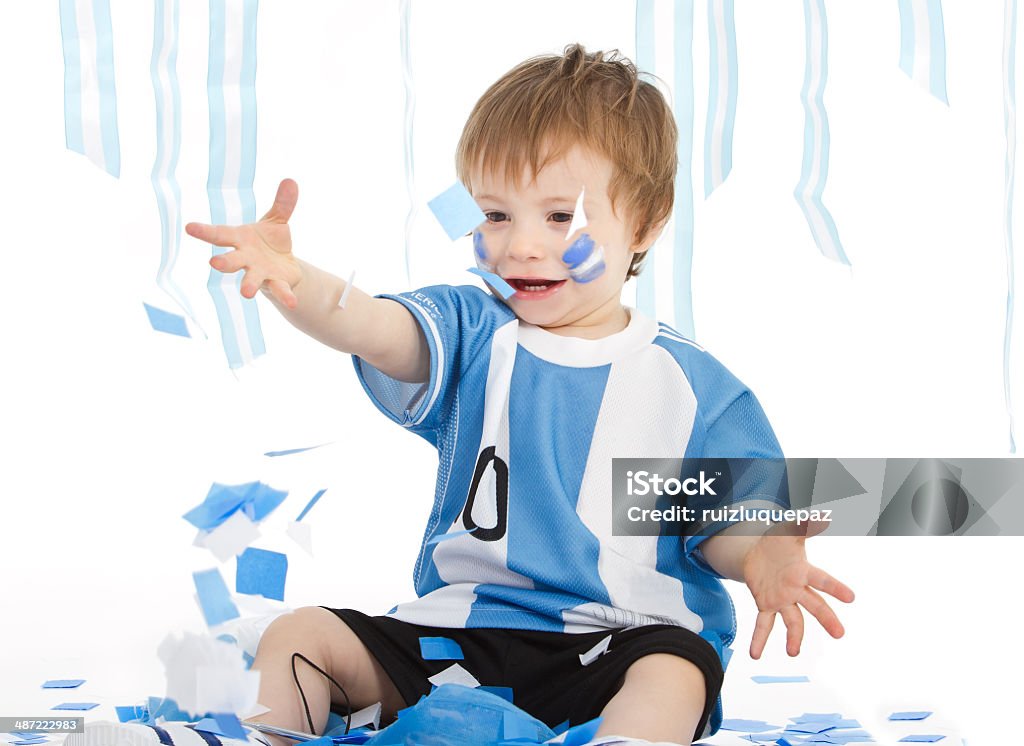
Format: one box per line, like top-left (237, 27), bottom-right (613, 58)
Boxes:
top-left (186, 179), bottom-right (428, 382)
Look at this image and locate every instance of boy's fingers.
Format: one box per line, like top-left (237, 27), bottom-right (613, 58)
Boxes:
top-left (750, 610), bottom-right (775, 659)
top-left (240, 270), bottom-right (267, 299)
top-left (210, 249), bottom-right (246, 274)
top-left (800, 587), bottom-right (844, 639)
top-left (808, 566), bottom-right (855, 603)
top-left (186, 221), bottom-right (239, 247)
top-left (261, 178), bottom-right (299, 223)
top-left (780, 604), bottom-right (803, 656)
top-left (265, 278), bottom-right (298, 309)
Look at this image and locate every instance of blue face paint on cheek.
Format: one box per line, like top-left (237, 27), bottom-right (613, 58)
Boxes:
top-left (561, 233), bottom-right (595, 269)
top-left (473, 231), bottom-right (494, 271)
top-left (562, 233), bottom-right (606, 283)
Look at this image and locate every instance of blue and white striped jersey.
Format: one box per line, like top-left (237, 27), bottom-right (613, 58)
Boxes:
top-left (354, 284), bottom-right (784, 648)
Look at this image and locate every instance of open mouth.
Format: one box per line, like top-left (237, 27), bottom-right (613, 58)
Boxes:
top-left (507, 278), bottom-right (566, 293)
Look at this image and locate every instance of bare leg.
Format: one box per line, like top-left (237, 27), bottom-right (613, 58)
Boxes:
top-left (243, 607), bottom-right (404, 746)
top-left (593, 653), bottom-right (707, 745)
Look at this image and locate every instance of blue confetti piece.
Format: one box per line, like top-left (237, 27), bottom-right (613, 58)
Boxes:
top-left (425, 528), bottom-right (477, 545)
top-left (236, 547), bottom-right (288, 602)
top-left (146, 696), bottom-right (193, 724)
top-left (827, 719), bottom-right (861, 729)
top-left (815, 730), bottom-right (873, 744)
top-left (143, 303), bottom-right (190, 338)
top-left (560, 717), bottom-right (603, 746)
top-left (466, 267), bottom-right (516, 299)
top-left (183, 484), bottom-right (250, 530)
top-left (478, 686), bottom-right (514, 703)
top-left (264, 443), bottom-right (329, 457)
top-left (898, 737), bottom-right (945, 744)
top-left (890, 712), bottom-right (933, 721)
top-left (242, 482), bottom-right (289, 522)
top-left (427, 182), bottom-right (486, 240)
top-left (51, 703), bottom-right (98, 711)
top-left (193, 714), bottom-right (248, 741)
top-left (721, 719), bottom-right (781, 732)
top-left (115, 705), bottom-right (149, 723)
top-left (296, 488), bottom-right (327, 522)
top-left (786, 721), bottom-right (838, 734)
top-left (418, 636), bottom-right (465, 661)
top-left (193, 568), bottom-right (240, 626)
top-left (183, 481), bottom-right (288, 531)
top-left (791, 713), bottom-right (843, 723)
top-left (12, 739), bottom-right (48, 745)
top-left (42, 679), bottom-right (85, 688)
top-left (751, 675), bottom-right (810, 684)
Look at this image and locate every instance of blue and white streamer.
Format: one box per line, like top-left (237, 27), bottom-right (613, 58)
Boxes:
top-left (1002, 0), bottom-right (1018, 453)
top-left (634, 0), bottom-right (697, 335)
top-left (400, 0), bottom-right (416, 286)
top-left (673, 0), bottom-right (696, 339)
top-left (58, 0), bottom-right (121, 177)
top-left (898, 0), bottom-right (949, 104)
top-left (704, 0), bottom-right (737, 198)
top-left (794, 0), bottom-right (849, 265)
top-left (151, 0), bottom-right (200, 331)
top-left (206, 0), bottom-right (265, 369)
top-left (634, 0), bottom-right (657, 320)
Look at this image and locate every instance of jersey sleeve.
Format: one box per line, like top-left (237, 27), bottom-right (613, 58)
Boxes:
top-left (682, 366), bottom-right (789, 578)
top-left (352, 284), bottom-right (511, 444)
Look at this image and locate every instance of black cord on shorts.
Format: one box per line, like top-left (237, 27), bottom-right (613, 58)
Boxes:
top-left (291, 651), bottom-right (353, 736)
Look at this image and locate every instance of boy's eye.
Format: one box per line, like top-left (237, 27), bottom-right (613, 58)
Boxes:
top-left (550, 212), bottom-right (573, 224)
top-left (485, 211), bottom-right (509, 223)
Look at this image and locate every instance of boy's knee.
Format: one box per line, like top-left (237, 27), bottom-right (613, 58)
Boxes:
top-left (258, 606), bottom-right (346, 658)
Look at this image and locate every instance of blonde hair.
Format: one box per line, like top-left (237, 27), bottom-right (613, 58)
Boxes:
top-left (456, 43), bottom-right (677, 278)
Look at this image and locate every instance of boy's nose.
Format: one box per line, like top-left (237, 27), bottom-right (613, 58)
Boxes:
top-left (504, 225), bottom-right (548, 263)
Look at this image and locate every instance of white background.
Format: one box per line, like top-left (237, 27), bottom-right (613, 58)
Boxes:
top-left (0, 2), bottom-right (1021, 745)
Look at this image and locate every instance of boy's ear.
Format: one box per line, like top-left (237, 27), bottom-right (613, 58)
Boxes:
top-left (631, 217), bottom-right (669, 253)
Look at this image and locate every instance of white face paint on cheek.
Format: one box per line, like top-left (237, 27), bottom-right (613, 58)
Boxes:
top-left (473, 231), bottom-right (495, 272)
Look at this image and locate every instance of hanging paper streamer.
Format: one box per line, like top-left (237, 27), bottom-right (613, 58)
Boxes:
top-left (1002, 0), bottom-right (1018, 453)
top-left (897, 0), bottom-right (949, 104)
top-left (58, 0), bottom-right (121, 177)
top-left (704, 0), bottom-right (738, 197)
top-left (206, 0), bottom-right (266, 369)
top-left (151, 0), bottom-right (201, 331)
top-left (673, 0), bottom-right (696, 340)
top-left (400, 0), bottom-right (416, 285)
top-left (634, 0), bottom-right (657, 319)
top-left (634, 1), bottom-right (697, 337)
top-left (795, 0), bottom-right (850, 265)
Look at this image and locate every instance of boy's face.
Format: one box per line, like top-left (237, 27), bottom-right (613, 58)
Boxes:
top-left (470, 146), bottom-right (642, 337)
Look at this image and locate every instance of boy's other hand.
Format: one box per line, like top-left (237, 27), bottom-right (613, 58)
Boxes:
top-left (186, 178), bottom-right (303, 309)
top-left (741, 526), bottom-right (855, 659)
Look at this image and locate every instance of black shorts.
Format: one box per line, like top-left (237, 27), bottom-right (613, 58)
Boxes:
top-left (321, 607), bottom-right (724, 740)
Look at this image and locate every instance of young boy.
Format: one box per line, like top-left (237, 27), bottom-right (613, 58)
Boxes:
top-left (70, 45), bottom-right (853, 746)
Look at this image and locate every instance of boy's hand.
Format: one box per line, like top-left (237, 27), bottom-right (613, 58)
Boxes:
top-left (741, 526), bottom-right (854, 659)
top-left (185, 178), bottom-right (302, 309)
